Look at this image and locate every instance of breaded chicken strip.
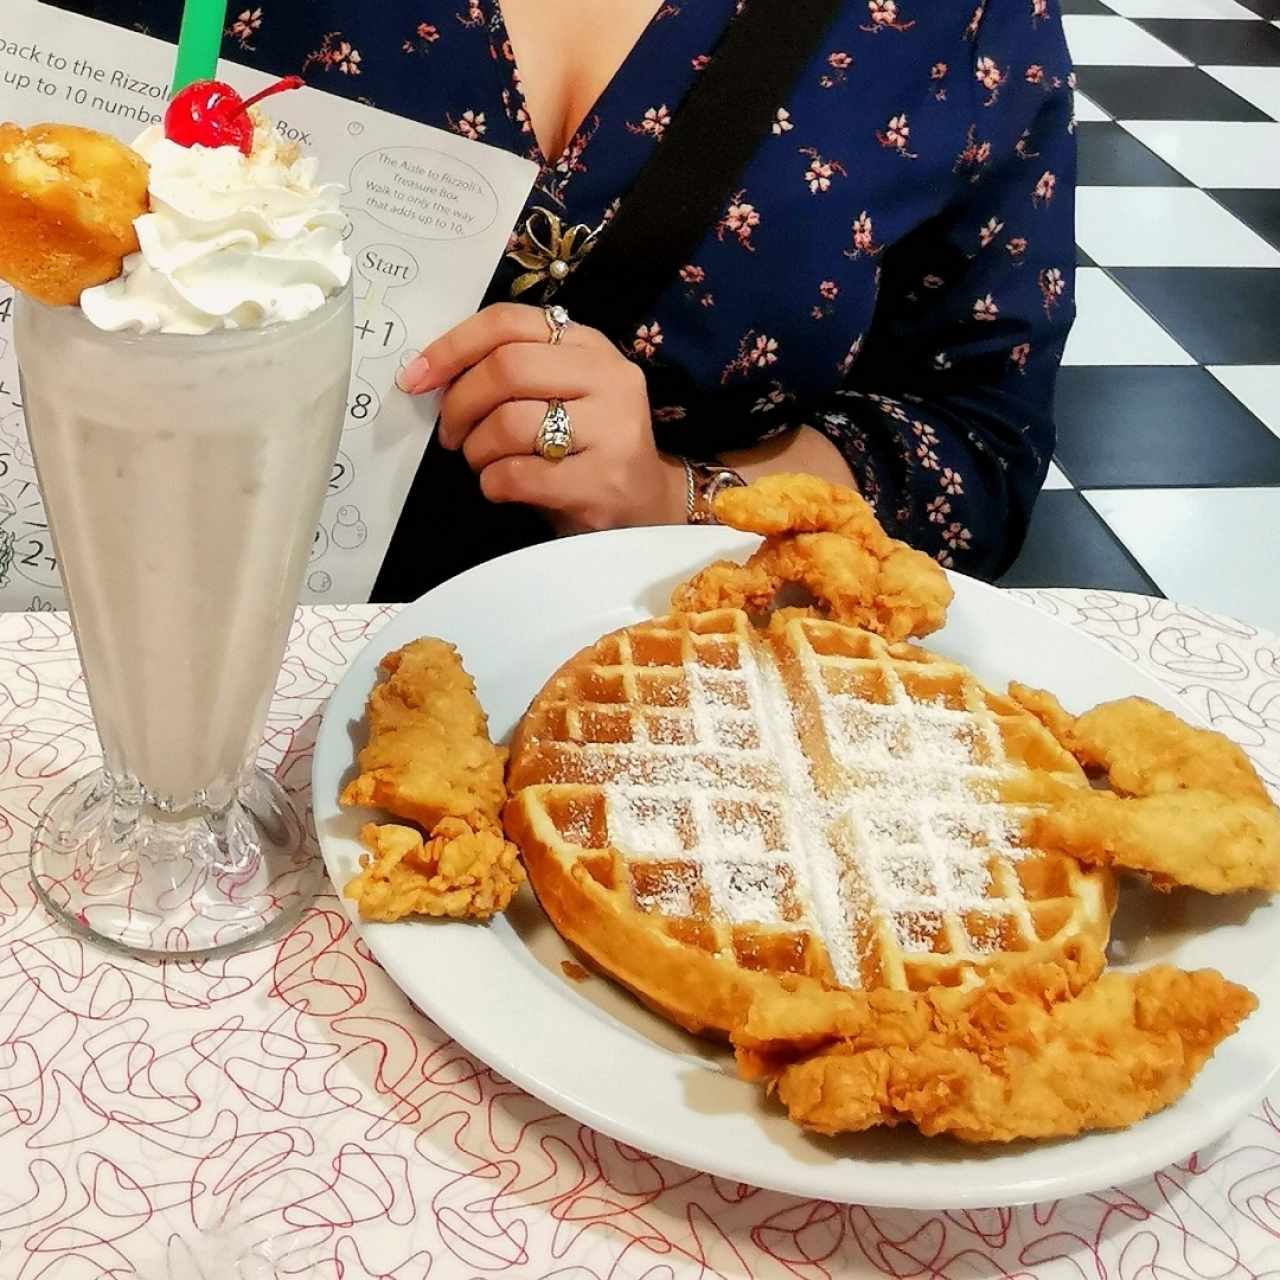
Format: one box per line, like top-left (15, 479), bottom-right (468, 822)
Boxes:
top-left (1009, 688), bottom-right (1270, 803)
top-left (1009, 687), bottom-right (1280, 893)
top-left (1072, 698), bottom-right (1271, 804)
top-left (341, 639), bottom-right (525, 923)
top-left (671, 555), bottom-right (781, 616)
top-left (733, 957), bottom-right (1255, 1142)
top-left (344, 818), bottom-right (525, 921)
top-left (1029, 790), bottom-right (1280, 894)
top-left (341, 638), bottom-right (507, 830)
top-left (714, 473), bottom-right (883, 540)
top-left (1007, 682), bottom-right (1080, 748)
top-left (672, 475), bottom-right (953, 642)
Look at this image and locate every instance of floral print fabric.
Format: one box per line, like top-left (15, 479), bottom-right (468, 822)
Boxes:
top-left (97, 0), bottom-right (1077, 577)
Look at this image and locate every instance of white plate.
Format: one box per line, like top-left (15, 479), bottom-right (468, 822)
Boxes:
top-left (312, 526), bottom-right (1280, 1210)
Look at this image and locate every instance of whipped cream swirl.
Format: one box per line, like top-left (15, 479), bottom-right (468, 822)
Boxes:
top-left (81, 113), bottom-right (352, 335)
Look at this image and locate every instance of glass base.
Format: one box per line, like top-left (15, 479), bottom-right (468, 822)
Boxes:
top-left (30, 767), bottom-right (322, 959)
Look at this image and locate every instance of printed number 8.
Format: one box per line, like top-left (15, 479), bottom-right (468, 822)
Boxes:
top-left (349, 393), bottom-right (373, 421)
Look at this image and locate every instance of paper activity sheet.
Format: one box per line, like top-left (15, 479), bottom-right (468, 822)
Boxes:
top-left (0, 0), bottom-right (538, 605)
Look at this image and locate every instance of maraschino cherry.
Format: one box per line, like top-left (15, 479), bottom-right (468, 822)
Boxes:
top-left (164, 75), bottom-right (304, 156)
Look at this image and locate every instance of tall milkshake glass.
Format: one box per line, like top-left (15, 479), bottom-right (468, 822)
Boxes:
top-left (15, 284), bottom-right (353, 957)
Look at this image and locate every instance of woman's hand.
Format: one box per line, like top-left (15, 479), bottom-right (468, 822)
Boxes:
top-left (397, 302), bottom-right (686, 533)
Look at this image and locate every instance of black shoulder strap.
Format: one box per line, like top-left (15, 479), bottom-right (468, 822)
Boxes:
top-left (556, 0), bottom-right (844, 336)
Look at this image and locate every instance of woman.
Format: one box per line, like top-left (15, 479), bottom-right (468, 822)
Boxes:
top-left (95, 0), bottom-right (1076, 599)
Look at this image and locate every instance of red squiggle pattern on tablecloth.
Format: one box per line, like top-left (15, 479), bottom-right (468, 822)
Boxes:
top-left (1, 598), bottom-right (1279, 1279)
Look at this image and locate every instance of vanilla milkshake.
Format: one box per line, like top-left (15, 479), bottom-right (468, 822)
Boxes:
top-left (18, 288), bottom-right (351, 802)
top-left (13, 103), bottom-right (354, 956)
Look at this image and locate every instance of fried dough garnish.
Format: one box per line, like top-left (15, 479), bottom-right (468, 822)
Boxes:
top-left (341, 638), bottom-right (507, 831)
top-left (732, 955), bottom-right (1256, 1142)
top-left (344, 818), bottom-right (525, 922)
top-left (0, 122), bottom-right (149, 305)
top-left (1009, 689), bottom-right (1280, 894)
top-left (671, 475), bottom-right (953, 642)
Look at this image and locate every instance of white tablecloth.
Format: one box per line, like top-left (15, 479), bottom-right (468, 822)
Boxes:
top-left (1, 592), bottom-right (1278, 1278)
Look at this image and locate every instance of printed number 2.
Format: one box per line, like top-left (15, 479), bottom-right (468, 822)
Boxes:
top-left (21, 538), bottom-right (54, 571)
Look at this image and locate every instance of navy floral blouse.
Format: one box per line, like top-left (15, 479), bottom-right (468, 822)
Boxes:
top-left (94, 0), bottom-right (1077, 590)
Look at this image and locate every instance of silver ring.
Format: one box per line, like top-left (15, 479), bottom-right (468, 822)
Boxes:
top-left (543, 304), bottom-right (570, 346)
top-left (533, 398), bottom-right (573, 461)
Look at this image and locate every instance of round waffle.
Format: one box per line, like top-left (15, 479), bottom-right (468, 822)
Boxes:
top-left (505, 609), bottom-right (1117, 1036)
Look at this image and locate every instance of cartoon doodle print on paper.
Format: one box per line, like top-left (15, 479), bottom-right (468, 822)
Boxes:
top-left (331, 505), bottom-right (368, 550)
top-left (0, 527), bottom-right (14, 587)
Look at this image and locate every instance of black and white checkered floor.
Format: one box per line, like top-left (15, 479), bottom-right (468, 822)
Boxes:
top-left (1001, 0), bottom-right (1280, 629)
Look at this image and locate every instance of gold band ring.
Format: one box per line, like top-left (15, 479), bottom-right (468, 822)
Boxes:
top-left (543, 304), bottom-right (570, 346)
top-left (533, 398), bottom-right (573, 461)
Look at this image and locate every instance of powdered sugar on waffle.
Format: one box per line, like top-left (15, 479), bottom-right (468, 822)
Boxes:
top-left (602, 655), bottom-right (800, 925)
top-left (794, 633), bottom-right (1035, 973)
top-left (580, 623), bottom-right (1034, 989)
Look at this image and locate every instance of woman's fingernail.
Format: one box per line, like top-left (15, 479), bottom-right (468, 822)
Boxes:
top-left (396, 354), bottom-right (431, 394)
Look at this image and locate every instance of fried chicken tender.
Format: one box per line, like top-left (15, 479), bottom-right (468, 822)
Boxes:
top-left (341, 638), bottom-right (507, 831)
top-left (1008, 688), bottom-right (1280, 893)
top-left (341, 638), bottom-right (526, 923)
top-left (344, 818), bottom-right (525, 921)
top-left (671, 555), bottom-right (781, 615)
top-left (732, 956), bottom-right (1256, 1142)
top-left (713, 473), bottom-right (875, 538)
top-left (1030, 791), bottom-right (1280, 894)
top-left (1007, 682), bottom-right (1080, 748)
top-left (671, 474), bottom-right (953, 642)
top-left (1010, 688), bottom-right (1270, 803)
top-left (1073, 698), bottom-right (1271, 804)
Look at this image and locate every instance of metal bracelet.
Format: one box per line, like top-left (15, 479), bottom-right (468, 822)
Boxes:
top-left (682, 457), bottom-right (697, 524)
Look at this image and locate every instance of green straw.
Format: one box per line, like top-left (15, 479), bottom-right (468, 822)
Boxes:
top-left (170, 0), bottom-right (230, 95)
